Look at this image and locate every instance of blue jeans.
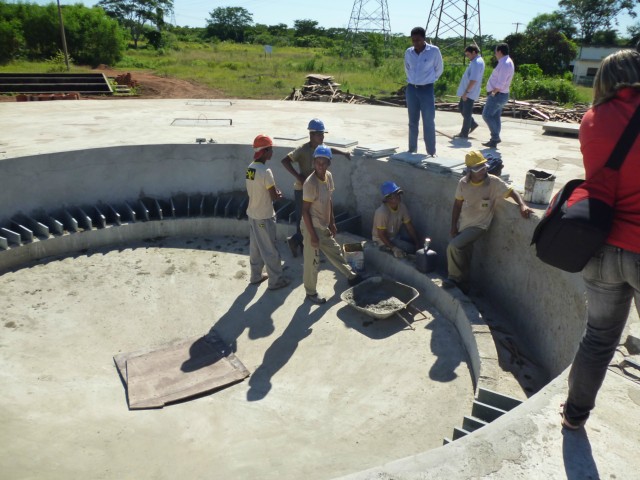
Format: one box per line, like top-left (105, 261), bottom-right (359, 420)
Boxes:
top-left (458, 98), bottom-right (478, 137)
top-left (565, 245), bottom-right (640, 424)
top-left (481, 92), bottom-right (509, 142)
top-left (406, 83), bottom-right (436, 155)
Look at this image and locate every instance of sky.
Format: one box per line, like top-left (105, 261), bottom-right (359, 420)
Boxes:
top-left (27, 0), bottom-right (640, 40)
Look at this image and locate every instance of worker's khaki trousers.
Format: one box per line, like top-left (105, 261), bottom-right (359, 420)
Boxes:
top-left (301, 224), bottom-right (355, 296)
top-left (446, 226), bottom-right (486, 285)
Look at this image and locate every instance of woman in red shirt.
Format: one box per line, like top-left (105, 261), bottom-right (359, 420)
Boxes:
top-left (563, 49), bottom-right (640, 430)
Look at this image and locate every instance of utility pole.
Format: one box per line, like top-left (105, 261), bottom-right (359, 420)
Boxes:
top-left (513, 22), bottom-right (524, 34)
top-left (345, 0), bottom-right (392, 55)
top-left (56, 0), bottom-right (70, 71)
top-left (426, 0), bottom-right (482, 63)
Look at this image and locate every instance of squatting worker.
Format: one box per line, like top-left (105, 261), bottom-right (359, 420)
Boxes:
top-left (404, 26), bottom-right (443, 157)
top-left (245, 134), bottom-right (290, 290)
top-left (301, 145), bottom-right (362, 304)
top-left (481, 43), bottom-right (514, 149)
top-left (443, 151), bottom-right (531, 294)
top-left (562, 49), bottom-right (640, 431)
top-left (372, 181), bottom-right (422, 258)
top-left (454, 45), bottom-right (485, 139)
top-left (281, 118), bottom-right (351, 258)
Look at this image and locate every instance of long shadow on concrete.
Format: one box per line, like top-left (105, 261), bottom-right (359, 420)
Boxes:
top-left (207, 282), bottom-right (292, 353)
top-left (246, 301), bottom-right (327, 401)
top-left (425, 317), bottom-right (466, 382)
top-left (562, 428), bottom-right (599, 479)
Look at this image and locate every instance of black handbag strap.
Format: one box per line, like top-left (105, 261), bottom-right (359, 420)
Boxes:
top-left (605, 104), bottom-right (640, 170)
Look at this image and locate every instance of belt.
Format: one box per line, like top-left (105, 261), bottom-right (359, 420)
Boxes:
top-left (407, 83), bottom-right (433, 88)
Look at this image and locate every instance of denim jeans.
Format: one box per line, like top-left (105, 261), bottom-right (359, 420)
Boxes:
top-left (406, 83), bottom-right (436, 155)
top-left (458, 98), bottom-right (478, 137)
top-left (565, 244), bottom-right (640, 423)
top-left (481, 92), bottom-right (509, 142)
top-left (291, 189), bottom-right (303, 246)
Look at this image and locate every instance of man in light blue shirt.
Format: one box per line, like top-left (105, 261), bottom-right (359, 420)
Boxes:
top-left (454, 45), bottom-right (485, 139)
top-left (404, 26), bottom-right (443, 156)
top-left (481, 43), bottom-right (515, 148)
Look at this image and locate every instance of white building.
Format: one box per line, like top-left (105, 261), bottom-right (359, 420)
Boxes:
top-left (570, 46), bottom-right (623, 86)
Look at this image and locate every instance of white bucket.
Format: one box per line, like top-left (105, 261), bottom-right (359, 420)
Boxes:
top-left (523, 169), bottom-right (556, 204)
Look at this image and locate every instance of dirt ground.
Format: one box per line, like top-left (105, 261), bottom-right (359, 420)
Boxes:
top-left (1, 67), bottom-right (226, 101)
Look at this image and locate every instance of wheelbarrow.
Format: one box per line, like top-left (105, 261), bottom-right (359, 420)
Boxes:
top-left (340, 276), bottom-right (427, 330)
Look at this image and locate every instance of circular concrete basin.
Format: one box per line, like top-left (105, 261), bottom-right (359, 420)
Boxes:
top-left (0, 234), bottom-right (473, 479)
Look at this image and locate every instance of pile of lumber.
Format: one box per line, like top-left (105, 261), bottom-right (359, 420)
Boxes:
top-left (284, 74), bottom-right (403, 107)
top-left (436, 97), bottom-right (588, 124)
top-left (284, 75), bottom-right (588, 123)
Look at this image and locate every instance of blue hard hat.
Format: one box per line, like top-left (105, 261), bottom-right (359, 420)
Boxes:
top-left (307, 118), bottom-right (328, 133)
top-left (313, 144), bottom-right (332, 159)
top-left (381, 181), bottom-right (402, 198)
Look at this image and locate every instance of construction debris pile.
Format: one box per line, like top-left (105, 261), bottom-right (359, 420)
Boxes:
top-left (284, 74), bottom-right (404, 107)
top-left (114, 72), bottom-right (139, 88)
top-left (435, 98), bottom-right (589, 124)
top-left (285, 75), bottom-right (588, 124)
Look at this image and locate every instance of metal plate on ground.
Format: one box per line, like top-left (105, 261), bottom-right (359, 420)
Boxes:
top-left (185, 100), bottom-right (232, 106)
top-left (114, 331), bottom-right (249, 409)
top-left (325, 138), bottom-right (358, 148)
top-left (171, 118), bottom-right (232, 127)
top-left (274, 133), bottom-right (307, 141)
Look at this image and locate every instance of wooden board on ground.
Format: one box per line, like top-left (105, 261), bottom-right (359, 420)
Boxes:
top-left (542, 122), bottom-right (580, 137)
top-left (114, 331), bottom-right (250, 409)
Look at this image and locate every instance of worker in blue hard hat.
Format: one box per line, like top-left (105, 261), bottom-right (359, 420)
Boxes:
top-left (372, 181), bottom-right (422, 257)
top-left (301, 144), bottom-right (362, 304)
top-left (281, 118), bottom-right (352, 258)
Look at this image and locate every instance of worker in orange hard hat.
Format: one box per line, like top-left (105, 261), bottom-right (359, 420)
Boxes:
top-left (245, 134), bottom-right (290, 290)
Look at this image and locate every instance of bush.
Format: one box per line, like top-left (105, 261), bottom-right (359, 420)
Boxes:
top-left (511, 76), bottom-right (578, 103)
top-left (518, 64), bottom-right (543, 79)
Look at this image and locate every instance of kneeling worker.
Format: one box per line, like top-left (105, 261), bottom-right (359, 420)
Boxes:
top-left (372, 181), bottom-right (422, 257)
top-left (301, 145), bottom-right (362, 304)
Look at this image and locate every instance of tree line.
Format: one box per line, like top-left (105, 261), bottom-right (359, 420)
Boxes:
top-left (1, 1), bottom-right (638, 74)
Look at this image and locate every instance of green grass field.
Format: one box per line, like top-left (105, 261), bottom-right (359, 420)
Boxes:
top-left (1, 41), bottom-right (593, 104)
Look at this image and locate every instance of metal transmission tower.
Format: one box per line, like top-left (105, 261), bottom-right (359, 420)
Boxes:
top-left (345, 0), bottom-right (392, 54)
top-left (425, 0), bottom-right (482, 58)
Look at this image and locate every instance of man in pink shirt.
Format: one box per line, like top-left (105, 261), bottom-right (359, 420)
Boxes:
top-left (481, 43), bottom-right (514, 149)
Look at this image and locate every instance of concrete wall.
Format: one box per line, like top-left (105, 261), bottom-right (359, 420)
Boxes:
top-left (0, 144), bottom-right (588, 376)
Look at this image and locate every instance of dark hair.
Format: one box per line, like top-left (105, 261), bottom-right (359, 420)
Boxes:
top-left (410, 27), bottom-right (426, 38)
top-left (496, 43), bottom-right (509, 55)
top-left (465, 45), bottom-right (479, 54)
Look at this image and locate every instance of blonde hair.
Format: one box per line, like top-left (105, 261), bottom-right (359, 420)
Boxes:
top-left (593, 49), bottom-right (640, 106)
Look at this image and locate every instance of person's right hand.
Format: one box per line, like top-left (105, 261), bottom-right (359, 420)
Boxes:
top-left (392, 247), bottom-right (406, 258)
top-left (310, 236), bottom-right (320, 249)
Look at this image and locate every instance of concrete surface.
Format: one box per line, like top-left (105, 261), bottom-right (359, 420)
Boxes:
top-left (1, 98), bottom-right (639, 479)
top-left (0, 235), bottom-right (473, 479)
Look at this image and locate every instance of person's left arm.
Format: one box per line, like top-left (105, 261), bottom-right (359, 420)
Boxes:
top-left (330, 147), bottom-right (351, 161)
top-left (328, 199), bottom-right (337, 236)
top-left (434, 48), bottom-right (444, 81)
top-left (507, 189), bottom-right (532, 218)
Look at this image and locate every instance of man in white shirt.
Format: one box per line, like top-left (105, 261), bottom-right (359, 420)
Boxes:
top-left (404, 26), bottom-right (444, 157)
top-left (481, 43), bottom-right (515, 148)
top-left (454, 45), bottom-right (485, 139)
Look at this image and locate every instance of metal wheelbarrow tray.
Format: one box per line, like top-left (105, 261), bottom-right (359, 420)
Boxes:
top-left (340, 276), bottom-right (424, 329)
